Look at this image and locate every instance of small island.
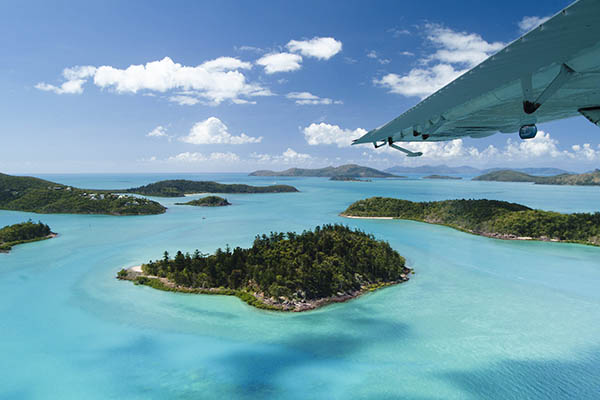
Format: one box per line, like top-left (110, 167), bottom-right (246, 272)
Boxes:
top-left (0, 220), bottom-right (56, 253)
top-left (126, 180), bottom-right (298, 197)
top-left (329, 176), bottom-right (371, 182)
top-left (118, 224), bottom-right (412, 311)
top-left (175, 196), bottom-right (231, 207)
top-left (422, 175), bottom-right (462, 180)
top-left (0, 173), bottom-right (166, 215)
top-left (249, 164), bottom-right (398, 178)
top-left (341, 197), bottom-right (600, 246)
top-left (473, 169), bottom-right (600, 186)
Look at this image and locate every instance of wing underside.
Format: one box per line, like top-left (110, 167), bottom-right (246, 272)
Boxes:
top-left (354, 0), bottom-right (600, 149)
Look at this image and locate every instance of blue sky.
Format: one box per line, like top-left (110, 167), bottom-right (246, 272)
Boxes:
top-left (2, 0), bottom-right (598, 173)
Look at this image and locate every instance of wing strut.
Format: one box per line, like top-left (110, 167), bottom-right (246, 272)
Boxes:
top-left (372, 137), bottom-right (423, 156)
top-left (385, 137), bottom-right (423, 157)
top-left (522, 64), bottom-right (575, 114)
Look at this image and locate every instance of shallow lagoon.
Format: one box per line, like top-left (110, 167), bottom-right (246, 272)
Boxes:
top-left (1, 174), bottom-right (599, 399)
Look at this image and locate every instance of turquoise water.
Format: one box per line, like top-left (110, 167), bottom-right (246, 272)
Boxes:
top-left (1, 174), bottom-right (600, 399)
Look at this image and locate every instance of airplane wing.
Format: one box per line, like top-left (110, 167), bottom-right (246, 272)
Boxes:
top-left (353, 0), bottom-right (600, 156)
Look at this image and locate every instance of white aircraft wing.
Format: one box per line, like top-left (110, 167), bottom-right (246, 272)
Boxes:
top-left (353, 0), bottom-right (600, 156)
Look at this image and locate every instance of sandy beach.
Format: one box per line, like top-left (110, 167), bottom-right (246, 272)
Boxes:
top-left (340, 215), bottom-right (394, 220)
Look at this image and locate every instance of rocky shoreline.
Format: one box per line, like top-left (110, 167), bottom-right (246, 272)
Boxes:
top-left (341, 214), bottom-right (567, 244)
top-left (118, 265), bottom-right (412, 312)
top-left (0, 233), bottom-right (57, 253)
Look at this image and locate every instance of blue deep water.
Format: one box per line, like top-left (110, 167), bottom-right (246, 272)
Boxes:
top-left (1, 174), bottom-right (599, 399)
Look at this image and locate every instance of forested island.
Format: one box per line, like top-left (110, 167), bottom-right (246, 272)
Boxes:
top-left (330, 176), bottom-right (371, 182)
top-left (473, 169), bottom-right (600, 185)
top-left (175, 196), bottom-right (231, 207)
top-left (118, 224), bottom-right (412, 311)
top-left (342, 197), bottom-right (600, 246)
top-left (385, 165), bottom-right (571, 175)
top-left (126, 180), bottom-right (298, 197)
top-left (249, 164), bottom-right (397, 178)
top-left (0, 220), bottom-right (55, 252)
top-left (0, 173), bottom-right (166, 215)
top-left (423, 175), bottom-right (462, 180)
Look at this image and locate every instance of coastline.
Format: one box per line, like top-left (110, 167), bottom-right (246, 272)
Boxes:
top-left (118, 265), bottom-right (412, 312)
top-left (0, 233), bottom-right (57, 253)
top-left (339, 214), bottom-right (596, 246)
top-left (342, 215), bottom-right (394, 220)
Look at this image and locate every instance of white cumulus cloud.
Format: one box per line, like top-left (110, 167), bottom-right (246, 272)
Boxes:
top-left (424, 24), bottom-right (504, 68)
top-left (287, 37), bottom-right (342, 60)
top-left (179, 117), bottom-right (262, 145)
top-left (303, 123), bottom-right (367, 148)
top-left (375, 64), bottom-right (466, 99)
top-left (256, 52), bottom-right (302, 74)
top-left (375, 24), bottom-right (504, 99)
top-left (36, 57), bottom-right (271, 105)
top-left (167, 152), bottom-right (240, 163)
top-left (251, 148), bottom-right (312, 164)
top-left (35, 65), bottom-right (97, 94)
top-left (371, 131), bottom-right (600, 167)
top-left (286, 92), bottom-right (342, 105)
top-left (147, 126), bottom-right (168, 137)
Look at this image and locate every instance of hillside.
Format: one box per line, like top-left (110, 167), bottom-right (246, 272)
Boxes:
top-left (0, 173), bottom-right (166, 215)
top-left (385, 165), bottom-right (571, 175)
top-left (249, 164), bottom-right (396, 178)
top-left (118, 224), bottom-right (411, 311)
top-left (474, 169), bottom-right (600, 185)
top-left (126, 180), bottom-right (298, 197)
top-left (341, 197), bottom-right (600, 246)
top-left (473, 170), bottom-right (538, 182)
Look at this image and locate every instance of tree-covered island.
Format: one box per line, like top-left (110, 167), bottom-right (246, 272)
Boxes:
top-left (0, 220), bottom-right (55, 252)
top-left (329, 176), bottom-right (372, 182)
top-left (473, 169), bottom-right (600, 185)
top-left (0, 173), bottom-right (165, 215)
top-left (126, 180), bottom-right (298, 197)
top-left (175, 196), bottom-right (231, 207)
top-left (118, 224), bottom-right (412, 311)
top-left (342, 197), bottom-right (600, 246)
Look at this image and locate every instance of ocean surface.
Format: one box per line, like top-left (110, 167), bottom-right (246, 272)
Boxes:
top-left (1, 173), bottom-right (599, 399)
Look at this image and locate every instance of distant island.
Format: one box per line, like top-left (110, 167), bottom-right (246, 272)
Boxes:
top-left (423, 175), bottom-right (462, 180)
top-left (118, 224), bottom-right (412, 311)
top-left (329, 176), bottom-right (371, 182)
top-left (385, 164), bottom-right (571, 175)
top-left (175, 196), bottom-right (231, 207)
top-left (473, 169), bottom-right (600, 186)
top-left (0, 173), bottom-right (166, 215)
top-left (341, 197), bottom-right (600, 246)
top-left (0, 220), bottom-right (55, 253)
top-left (249, 164), bottom-right (398, 178)
top-left (126, 180), bottom-right (298, 197)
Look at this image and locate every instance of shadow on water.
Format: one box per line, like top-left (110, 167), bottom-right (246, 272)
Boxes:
top-left (207, 311), bottom-right (412, 399)
top-left (439, 348), bottom-right (600, 399)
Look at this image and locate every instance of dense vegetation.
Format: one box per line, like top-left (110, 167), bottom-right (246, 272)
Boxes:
top-left (0, 220), bottom-right (53, 252)
top-left (342, 197), bottom-right (600, 246)
top-left (473, 169), bottom-right (600, 185)
top-left (249, 164), bottom-right (397, 178)
top-left (0, 173), bottom-right (166, 215)
top-left (123, 224), bottom-right (410, 310)
top-left (329, 176), bottom-right (371, 182)
top-left (126, 179), bottom-right (299, 197)
top-left (175, 196), bottom-right (231, 207)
